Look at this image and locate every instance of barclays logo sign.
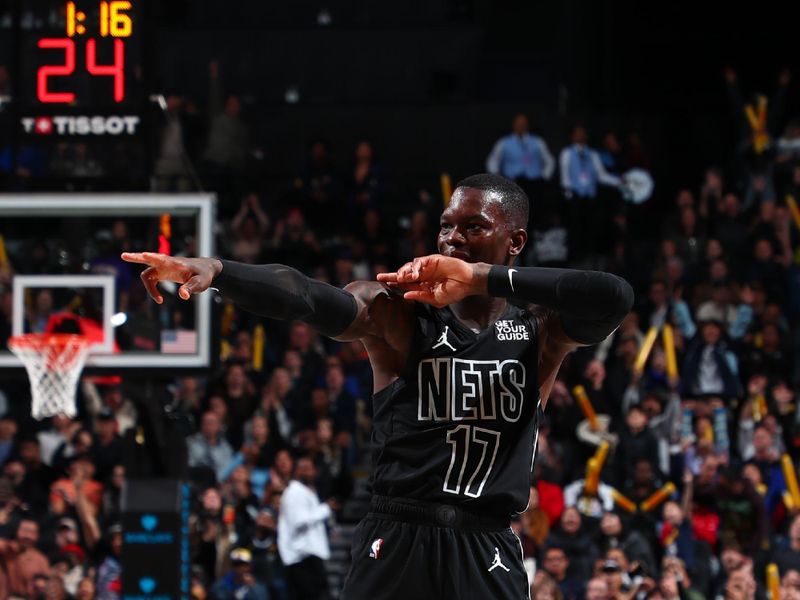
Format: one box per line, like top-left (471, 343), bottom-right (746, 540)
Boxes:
top-left (141, 515), bottom-right (158, 532)
top-left (121, 576), bottom-right (170, 600)
top-left (140, 577), bottom-right (156, 594)
top-left (124, 514), bottom-right (174, 545)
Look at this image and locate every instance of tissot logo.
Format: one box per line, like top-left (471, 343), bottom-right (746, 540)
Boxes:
top-left (21, 115), bottom-right (140, 135)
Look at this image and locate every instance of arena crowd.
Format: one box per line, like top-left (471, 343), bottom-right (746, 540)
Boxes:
top-left (1, 66), bottom-right (800, 600)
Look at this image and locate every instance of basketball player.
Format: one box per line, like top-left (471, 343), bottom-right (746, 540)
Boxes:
top-left (122, 174), bottom-right (633, 599)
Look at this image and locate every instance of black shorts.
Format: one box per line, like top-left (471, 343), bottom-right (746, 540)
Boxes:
top-left (340, 496), bottom-right (530, 600)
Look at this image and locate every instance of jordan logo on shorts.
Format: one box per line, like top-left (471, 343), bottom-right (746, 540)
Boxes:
top-left (433, 326), bottom-right (456, 352)
top-left (369, 538), bottom-right (384, 559)
top-left (487, 547), bottom-right (510, 572)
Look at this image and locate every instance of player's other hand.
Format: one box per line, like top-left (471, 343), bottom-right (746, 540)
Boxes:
top-left (377, 254), bottom-right (485, 308)
top-left (121, 252), bottom-right (222, 304)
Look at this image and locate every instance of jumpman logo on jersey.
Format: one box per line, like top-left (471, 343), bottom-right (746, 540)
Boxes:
top-left (432, 326), bottom-right (456, 352)
top-left (487, 547), bottom-right (510, 572)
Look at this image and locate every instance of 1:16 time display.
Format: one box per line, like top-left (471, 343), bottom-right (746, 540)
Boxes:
top-left (37, 1), bottom-right (134, 104)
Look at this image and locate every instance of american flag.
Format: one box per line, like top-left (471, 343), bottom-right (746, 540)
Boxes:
top-left (161, 330), bottom-right (197, 354)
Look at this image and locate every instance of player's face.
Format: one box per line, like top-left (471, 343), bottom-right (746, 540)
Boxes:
top-left (438, 188), bottom-right (526, 266)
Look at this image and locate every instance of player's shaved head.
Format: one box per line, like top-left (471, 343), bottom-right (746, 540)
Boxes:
top-left (454, 173), bottom-right (529, 231)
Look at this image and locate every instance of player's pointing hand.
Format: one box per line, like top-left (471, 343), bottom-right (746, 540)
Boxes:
top-left (121, 252), bottom-right (222, 304)
top-left (377, 254), bottom-right (489, 308)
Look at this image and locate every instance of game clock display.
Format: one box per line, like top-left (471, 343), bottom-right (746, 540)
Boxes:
top-left (18, 0), bottom-right (142, 111)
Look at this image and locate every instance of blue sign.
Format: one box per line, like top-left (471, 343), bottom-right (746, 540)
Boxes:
top-left (139, 577), bottom-right (156, 594)
top-left (141, 514), bottom-right (158, 532)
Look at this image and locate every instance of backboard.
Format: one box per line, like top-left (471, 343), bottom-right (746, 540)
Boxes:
top-left (0, 194), bottom-right (215, 370)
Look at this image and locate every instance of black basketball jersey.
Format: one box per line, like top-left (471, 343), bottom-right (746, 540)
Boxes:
top-left (369, 301), bottom-right (542, 517)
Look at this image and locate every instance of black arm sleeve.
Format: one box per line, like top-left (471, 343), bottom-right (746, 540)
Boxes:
top-left (213, 260), bottom-right (358, 338)
top-left (487, 266), bottom-right (634, 345)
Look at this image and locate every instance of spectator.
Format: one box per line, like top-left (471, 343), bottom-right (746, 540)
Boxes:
top-left (272, 209), bottom-right (322, 273)
top-left (708, 467), bottom-right (767, 556)
top-left (680, 320), bottom-right (744, 400)
top-left (596, 511), bottom-right (656, 575)
top-left (559, 124), bottom-right (622, 265)
top-left (585, 576), bottom-right (610, 600)
top-left (322, 364), bottom-right (357, 436)
top-left (257, 369), bottom-right (295, 448)
top-left (0, 518), bottom-right (50, 598)
top-left (223, 414), bottom-right (276, 497)
top-left (774, 514), bottom-right (800, 574)
top-left (152, 93), bottom-right (202, 193)
top-left (266, 450), bottom-right (294, 499)
top-left (76, 577), bottom-right (97, 600)
top-left (219, 362), bottom-right (258, 450)
top-left (223, 465), bottom-right (260, 543)
top-left (780, 569), bottom-right (800, 600)
top-left (344, 140), bottom-right (384, 224)
top-left (38, 415), bottom-right (79, 467)
top-left (540, 544), bottom-right (585, 600)
top-left (0, 417), bottom-right (17, 467)
top-left (203, 61), bottom-right (248, 209)
top-left (598, 556), bottom-right (628, 598)
top-left (96, 524), bottom-right (122, 600)
top-left (210, 547), bottom-right (269, 600)
top-left (560, 124), bottom-right (622, 201)
top-left (660, 499), bottom-right (701, 574)
top-left (712, 193), bottom-right (750, 271)
top-left (90, 409), bottom-right (123, 484)
top-left (188, 412), bottom-right (235, 483)
top-left (660, 556), bottom-right (705, 600)
top-left (545, 506), bottom-right (599, 581)
top-left (615, 404), bottom-right (661, 485)
top-left (294, 139), bottom-right (342, 239)
top-left (723, 566), bottom-right (758, 600)
top-left (230, 194), bottom-right (269, 264)
top-left (49, 453), bottom-right (104, 516)
top-left (9, 437), bottom-right (53, 515)
top-left (277, 456), bottom-right (336, 600)
top-left (486, 113), bottom-right (555, 207)
top-left (531, 571), bottom-right (564, 599)
top-left (250, 504), bottom-right (287, 600)
top-left (522, 485), bottom-right (550, 547)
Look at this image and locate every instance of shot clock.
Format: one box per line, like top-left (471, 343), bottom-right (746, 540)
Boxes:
top-left (38, 1), bottom-right (133, 103)
top-left (15, 0), bottom-right (144, 137)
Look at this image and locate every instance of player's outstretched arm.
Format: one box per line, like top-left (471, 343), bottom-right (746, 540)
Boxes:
top-left (121, 252), bottom-right (360, 338)
top-left (379, 254), bottom-right (634, 345)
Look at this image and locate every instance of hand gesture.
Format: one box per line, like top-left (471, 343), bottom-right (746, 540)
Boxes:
top-left (121, 252), bottom-right (222, 304)
top-left (377, 255), bottom-right (481, 308)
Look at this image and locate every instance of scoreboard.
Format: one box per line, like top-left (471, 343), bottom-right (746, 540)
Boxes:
top-left (15, 0), bottom-right (144, 136)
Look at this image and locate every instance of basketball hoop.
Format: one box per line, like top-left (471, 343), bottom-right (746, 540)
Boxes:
top-left (8, 334), bottom-right (91, 420)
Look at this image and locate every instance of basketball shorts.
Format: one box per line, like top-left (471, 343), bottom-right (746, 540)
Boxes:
top-left (340, 495), bottom-right (530, 600)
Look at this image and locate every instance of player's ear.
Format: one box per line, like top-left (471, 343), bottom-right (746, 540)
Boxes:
top-left (508, 228), bottom-right (527, 257)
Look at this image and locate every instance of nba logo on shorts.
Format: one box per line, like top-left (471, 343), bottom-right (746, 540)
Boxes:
top-left (369, 538), bottom-right (384, 559)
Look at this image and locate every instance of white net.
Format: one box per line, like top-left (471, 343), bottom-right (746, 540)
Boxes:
top-left (8, 334), bottom-right (91, 420)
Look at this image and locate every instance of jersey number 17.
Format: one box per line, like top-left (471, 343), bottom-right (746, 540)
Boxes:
top-left (443, 425), bottom-right (501, 498)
